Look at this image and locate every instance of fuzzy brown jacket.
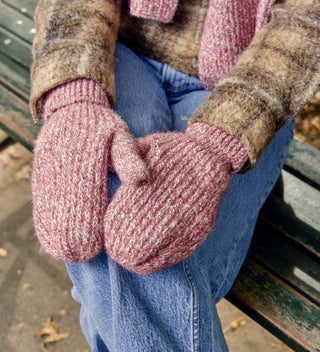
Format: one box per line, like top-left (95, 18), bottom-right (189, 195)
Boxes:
top-left (30, 0), bottom-right (320, 168)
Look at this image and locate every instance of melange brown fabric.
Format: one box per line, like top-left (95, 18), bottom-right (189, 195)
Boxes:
top-left (30, 0), bottom-right (121, 121)
top-left (189, 2), bottom-right (320, 168)
top-left (30, 0), bottom-right (320, 169)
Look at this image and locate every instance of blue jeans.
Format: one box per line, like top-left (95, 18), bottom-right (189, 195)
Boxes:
top-left (66, 43), bottom-right (295, 352)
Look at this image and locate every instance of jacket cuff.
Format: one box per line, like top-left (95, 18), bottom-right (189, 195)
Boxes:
top-left (188, 85), bottom-right (278, 171)
top-left (30, 44), bottom-right (116, 122)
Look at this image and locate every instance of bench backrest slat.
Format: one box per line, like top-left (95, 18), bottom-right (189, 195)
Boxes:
top-left (0, 51), bottom-right (30, 99)
top-left (251, 219), bottom-right (320, 306)
top-left (285, 137), bottom-right (320, 189)
top-left (0, 26), bottom-right (33, 69)
top-left (0, 2), bottom-right (35, 44)
top-left (260, 169), bottom-right (320, 259)
top-left (0, 84), bottom-right (38, 150)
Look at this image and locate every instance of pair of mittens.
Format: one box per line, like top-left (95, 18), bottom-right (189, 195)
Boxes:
top-left (32, 79), bottom-right (248, 273)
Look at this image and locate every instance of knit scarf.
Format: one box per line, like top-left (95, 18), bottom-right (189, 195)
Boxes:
top-left (129, 0), bottom-right (276, 90)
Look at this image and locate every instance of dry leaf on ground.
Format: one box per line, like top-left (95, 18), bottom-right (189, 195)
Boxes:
top-left (0, 248), bottom-right (8, 257)
top-left (6, 145), bottom-right (21, 159)
top-left (14, 164), bottom-right (32, 181)
top-left (0, 145), bottom-right (21, 168)
top-left (223, 317), bottom-right (247, 334)
top-left (23, 283), bottom-right (31, 290)
top-left (0, 152), bottom-right (9, 168)
top-left (37, 316), bottom-right (70, 346)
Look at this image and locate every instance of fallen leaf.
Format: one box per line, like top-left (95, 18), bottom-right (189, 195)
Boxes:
top-left (0, 248), bottom-right (8, 257)
top-left (37, 316), bottom-right (70, 346)
top-left (17, 322), bottom-right (24, 332)
top-left (0, 145), bottom-right (22, 168)
top-left (14, 164), bottom-right (32, 181)
top-left (23, 283), bottom-right (31, 290)
top-left (223, 316), bottom-right (247, 334)
top-left (59, 309), bottom-right (66, 316)
top-left (0, 153), bottom-right (9, 168)
top-left (7, 145), bottom-right (21, 159)
top-left (230, 321), bottom-right (238, 330)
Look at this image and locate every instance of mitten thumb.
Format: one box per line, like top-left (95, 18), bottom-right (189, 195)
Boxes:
top-left (110, 128), bottom-right (149, 185)
top-left (135, 134), bottom-right (165, 159)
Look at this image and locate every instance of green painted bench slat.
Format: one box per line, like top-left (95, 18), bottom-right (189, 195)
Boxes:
top-left (285, 137), bottom-right (320, 188)
top-left (227, 258), bottom-right (320, 352)
top-left (0, 44), bottom-right (30, 101)
top-left (260, 170), bottom-right (320, 258)
top-left (2, 0), bottom-right (38, 18)
top-left (0, 1), bottom-right (36, 44)
top-left (0, 84), bottom-right (39, 150)
top-left (0, 26), bottom-right (33, 69)
top-left (228, 167), bottom-right (320, 351)
top-left (0, 50), bottom-right (30, 99)
top-left (250, 219), bottom-right (320, 306)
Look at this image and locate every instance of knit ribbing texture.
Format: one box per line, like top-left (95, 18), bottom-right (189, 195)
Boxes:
top-left (129, 0), bottom-right (178, 23)
top-left (104, 123), bottom-right (248, 274)
top-left (198, 0), bottom-right (276, 89)
top-left (32, 78), bottom-right (148, 262)
top-left (128, 0), bottom-right (275, 89)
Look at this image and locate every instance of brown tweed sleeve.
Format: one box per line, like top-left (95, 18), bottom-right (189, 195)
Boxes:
top-left (30, 0), bottom-right (121, 122)
top-left (189, 1), bottom-right (320, 170)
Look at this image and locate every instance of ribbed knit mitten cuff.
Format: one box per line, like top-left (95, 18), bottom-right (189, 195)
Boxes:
top-left (129, 0), bottom-right (178, 23)
top-left (187, 122), bottom-right (249, 173)
top-left (43, 79), bottom-right (110, 120)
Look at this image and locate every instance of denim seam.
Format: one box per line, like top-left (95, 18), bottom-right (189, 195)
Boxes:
top-left (183, 258), bottom-right (200, 352)
top-left (163, 80), bottom-right (189, 93)
top-left (161, 63), bottom-right (168, 86)
top-left (162, 63), bottom-right (191, 92)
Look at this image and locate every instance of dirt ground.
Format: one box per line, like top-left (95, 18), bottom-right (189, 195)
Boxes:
top-left (0, 142), bottom-right (295, 352)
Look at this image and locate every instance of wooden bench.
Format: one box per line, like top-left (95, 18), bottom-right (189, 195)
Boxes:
top-left (1, 1), bottom-right (320, 351)
top-left (227, 140), bottom-right (320, 352)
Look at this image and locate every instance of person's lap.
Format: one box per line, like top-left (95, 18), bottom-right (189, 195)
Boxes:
top-left (66, 43), bottom-right (295, 351)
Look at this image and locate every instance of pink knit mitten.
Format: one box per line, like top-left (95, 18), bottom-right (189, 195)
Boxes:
top-left (32, 79), bottom-right (148, 262)
top-left (104, 123), bottom-right (248, 274)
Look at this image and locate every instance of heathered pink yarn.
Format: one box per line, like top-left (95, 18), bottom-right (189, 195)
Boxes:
top-left (129, 0), bottom-right (275, 89)
top-left (104, 123), bottom-right (249, 274)
top-left (198, 0), bottom-right (276, 89)
top-left (32, 79), bottom-right (148, 262)
top-left (129, 0), bottom-right (178, 23)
